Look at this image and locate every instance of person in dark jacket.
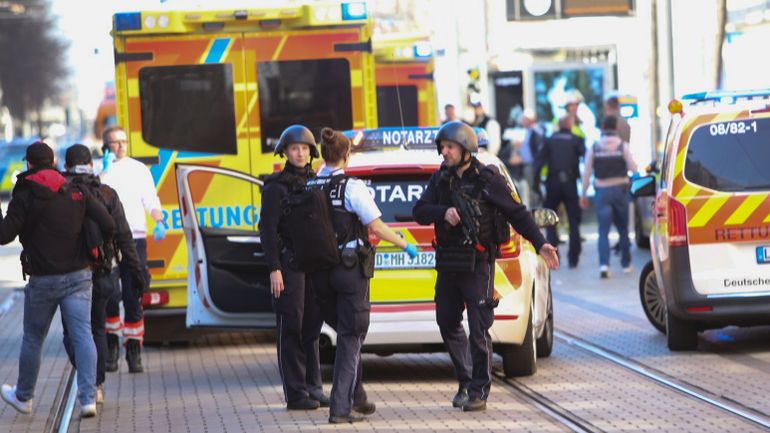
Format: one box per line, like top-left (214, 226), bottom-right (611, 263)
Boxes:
top-left (0, 141), bottom-right (114, 418)
top-left (413, 121), bottom-right (559, 412)
top-left (61, 144), bottom-right (146, 405)
top-left (259, 125), bottom-right (329, 411)
top-left (534, 115), bottom-right (586, 268)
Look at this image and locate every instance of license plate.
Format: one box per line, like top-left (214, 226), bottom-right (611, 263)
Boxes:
top-left (375, 251), bottom-right (435, 270)
top-left (756, 246), bottom-right (770, 264)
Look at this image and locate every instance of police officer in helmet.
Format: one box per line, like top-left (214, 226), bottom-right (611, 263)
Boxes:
top-left (259, 125), bottom-right (329, 410)
top-left (413, 121), bottom-right (559, 412)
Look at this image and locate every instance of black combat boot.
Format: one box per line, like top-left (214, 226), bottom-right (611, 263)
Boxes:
top-left (106, 334), bottom-right (119, 372)
top-left (126, 339), bottom-right (144, 373)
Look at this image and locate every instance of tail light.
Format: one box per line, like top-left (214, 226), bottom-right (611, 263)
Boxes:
top-left (668, 196), bottom-right (688, 246)
top-left (142, 291), bottom-right (169, 306)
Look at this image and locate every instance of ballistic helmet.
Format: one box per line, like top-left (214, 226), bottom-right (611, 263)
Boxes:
top-left (275, 125), bottom-right (319, 158)
top-left (435, 121), bottom-right (478, 155)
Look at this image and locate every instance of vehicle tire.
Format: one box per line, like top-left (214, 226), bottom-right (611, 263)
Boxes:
top-left (639, 261), bottom-right (666, 334)
top-left (635, 202), bottom-right (650, 248)
top-left (501, 300), bottom-right (537, 377)
top-left (535, 286), bottom-right (553, 358)
top-left (666, 310), bottom-right (698, 351)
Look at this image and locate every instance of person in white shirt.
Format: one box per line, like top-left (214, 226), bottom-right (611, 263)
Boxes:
top-left (100, 125), bottom-right (165, 373)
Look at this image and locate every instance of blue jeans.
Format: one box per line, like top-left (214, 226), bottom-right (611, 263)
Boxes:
top-left (16, 269), bottom-right (96, 406)
top-left (595, 185), bottom-right (631, 267)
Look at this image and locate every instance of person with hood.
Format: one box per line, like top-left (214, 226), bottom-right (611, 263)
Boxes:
top-left (0, 141), bottom-right (114, 418)
top-left (580, 115), bottom-right (638, 278)
top-left (61, 144), bottom-right (146, 405)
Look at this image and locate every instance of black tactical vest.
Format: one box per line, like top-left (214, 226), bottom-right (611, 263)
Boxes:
top-left (593, 140), bottom-right (628, 179)
top-left (307, 175), bottom-right (367, 247)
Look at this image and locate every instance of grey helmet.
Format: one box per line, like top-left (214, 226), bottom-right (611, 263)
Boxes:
top-left (275, 125), bottom-right (319, 158)
top-left (434, 121), bottom-right (478, 155)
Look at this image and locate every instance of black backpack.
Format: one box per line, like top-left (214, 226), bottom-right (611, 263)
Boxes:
top-left (280, 176), bottom-right (342, 272)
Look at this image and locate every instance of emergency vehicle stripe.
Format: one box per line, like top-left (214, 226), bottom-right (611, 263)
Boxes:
top-left (708, 195), bottom-right (750, 227)
top-left (203, 38), bottom-right (231, 64)
top-left (272, 35), bottom-right (288, 61)
top-left (688, 195), bottom-right (730, 228)
top-left (675, 182), bottom-right (701, 205)
top-left (725, 194), bottom-right (767, 225)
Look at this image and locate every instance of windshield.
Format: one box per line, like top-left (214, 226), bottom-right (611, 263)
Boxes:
top-left (359, 174), bottom-right (430, 222)
top-left (684, 117), bottom-right (770, 192)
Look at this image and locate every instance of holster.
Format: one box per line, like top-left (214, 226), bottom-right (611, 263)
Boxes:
top-left (341, 247), bottom-right (358, 269)
top-left (357, 244), bottom-right (375, 278)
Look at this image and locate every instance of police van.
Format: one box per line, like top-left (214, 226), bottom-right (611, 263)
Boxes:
top-left (175, 126), bottom-right (557, 377)
top-left (110, 3), bottom-right (377, 326)
top-left (633, 89), bottom-right (770, 350)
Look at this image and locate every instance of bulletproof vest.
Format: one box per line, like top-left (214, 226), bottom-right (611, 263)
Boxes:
top-left (593, 141), bottom-right (628, 179)
top-left (265, 166), bottom-right (314, 249)
top-left (307, 175), bottom-right (367, 247)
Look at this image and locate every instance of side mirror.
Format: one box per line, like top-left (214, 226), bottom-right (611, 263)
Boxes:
top-left (630, 175), bottom-right (656, 197)
top-left (532, 208), bottom-right (559, 228)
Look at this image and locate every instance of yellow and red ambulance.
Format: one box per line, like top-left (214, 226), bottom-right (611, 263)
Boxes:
top-left (373, 33), bottom-right (438, 127)
top-left (110, 2), bottom-right (377, 328)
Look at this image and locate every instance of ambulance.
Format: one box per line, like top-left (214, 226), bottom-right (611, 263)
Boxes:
top-left (175, 127), bottom-right (558, 377)
top-left (373, 33), bottom-right (438, 127)
top-left (110, 2), bottom-right (377, 330)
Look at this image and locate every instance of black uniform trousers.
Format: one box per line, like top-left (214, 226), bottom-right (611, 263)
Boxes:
top-left (312, 263), bottom-right (370, 417)
top-left (435, 256), bottom-right (495, 401)
top-left (63, 268), bottom-right (120, 386)
top-left (543, 178), bottom-right (582, 265)
top-left (273, 250), bottom-right (324, 403)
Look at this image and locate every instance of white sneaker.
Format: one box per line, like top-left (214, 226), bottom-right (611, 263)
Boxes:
top-left (96, 385), bottom-right (104, 405)
top-left (81, 402), bottom-right (97, 418)
top-left (1, 384), bottom-right (32, 414)
top-left (622, 265), bottom-right (634, 274)
top-left (600, 265), bottom-right (610, 279)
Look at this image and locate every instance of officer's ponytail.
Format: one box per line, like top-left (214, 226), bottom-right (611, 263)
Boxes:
top-left (319, 127), bottom-right (350, 165)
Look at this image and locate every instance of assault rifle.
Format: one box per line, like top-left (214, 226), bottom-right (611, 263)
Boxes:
top-left (449, 187), bottom-right (486, 253)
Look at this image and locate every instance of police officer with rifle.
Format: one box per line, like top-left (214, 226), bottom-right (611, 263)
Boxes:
top-left (413, 121), bottom-right (559, 412)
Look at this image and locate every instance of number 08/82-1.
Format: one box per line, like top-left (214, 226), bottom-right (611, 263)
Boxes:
top-left (709, 120), bottom-right (757, 136)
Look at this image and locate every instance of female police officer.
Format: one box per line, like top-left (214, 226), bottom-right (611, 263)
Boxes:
top-left (259, 125), bottom-right (329, 411)
top-left (413, 121), bottom-right (559, 412)
top-left (311, 127), bottom-right (418, 424)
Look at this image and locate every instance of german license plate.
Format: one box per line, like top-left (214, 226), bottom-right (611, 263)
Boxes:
top-left (756, 246), bottom-right (770, 264)
top-left (375, 251), bottom-right (435, 270)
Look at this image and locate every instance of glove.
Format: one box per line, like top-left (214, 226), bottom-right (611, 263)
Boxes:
top-left (102, 149), bottom-right (112, 173)
top-left (404, 243), bottom-right (418, 259)
top-left (152, 222), bottom-right (167, 241)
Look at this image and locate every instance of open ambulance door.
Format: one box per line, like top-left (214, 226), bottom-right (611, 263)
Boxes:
top-left (175, 164), bottom-right (272, 328)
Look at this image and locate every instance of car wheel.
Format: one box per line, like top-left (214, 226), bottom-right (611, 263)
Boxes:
top-left (501, 299), bottom-right (537, 377)
top-left (535, 287), bottom-right (553, 358)
top-left (639, 261), bottom-right (666, 333)
top-left (666, 310), bottom-right (698, 351)
top-left (635, 203), bottom-right (650, 248)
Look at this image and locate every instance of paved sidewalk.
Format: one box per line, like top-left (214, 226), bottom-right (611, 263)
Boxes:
top-left (82, 332), bottom-right (568, 433)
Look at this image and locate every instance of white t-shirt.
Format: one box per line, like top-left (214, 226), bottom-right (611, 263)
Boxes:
top-left (102, 157), bottom-right (162, 239)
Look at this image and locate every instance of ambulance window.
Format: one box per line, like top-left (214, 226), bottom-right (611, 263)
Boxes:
top-left (139, 64), bottom-right (237, 154)
top-left (257, 59), bottom-right (353, 153)
top-left (377, 86), bottom-right (419, 127)
top-left (360, 174), bottom-right (431, 222)
top-left (684, 118), bottom-right (770, 192)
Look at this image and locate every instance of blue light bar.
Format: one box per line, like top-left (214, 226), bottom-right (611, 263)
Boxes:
top-left (114, 12), bottom-right (141, 31)
top-left (681, 88), bottom-right (770, 102)
top-left (345, 127), bottom-right (488, 152)
top-left (413, 42), bottom-right (433, 58)
top-left (341, 2), bottom-right (368, 21)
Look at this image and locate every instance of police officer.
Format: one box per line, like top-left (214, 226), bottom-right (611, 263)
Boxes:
top-left (533, 115), bottom-right (585, 268)
top-left (259, 125), bottom-right (329, 411)
top-left (311, 127), bottom-right (417, 424)
top-left (413, 121), bottom-right (559, 412)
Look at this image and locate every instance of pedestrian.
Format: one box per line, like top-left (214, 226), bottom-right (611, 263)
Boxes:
top-left (471, 102), bottom-right (502, 156)
top-left (61, 144), bottom-right (146, 404)
top-left (534, 115), bottom-right (585, 268)
top-left (413, 121), bottom-right (559, 412)
top-left (101, 125), bottom-right (165, 373)
top-left (580, 115), bottom-right (638, 278)
top-left (603, 94), bottom-right (631, 144)
top-left (259, 125), bottom-right (330, 411)
top-left (442, 103), bottom-right (459, 124)
top-left (0, 141), bottom-right (114, 418)
top-left (310, 127), bottom-right (417, 424)
top-left (514, 109), bottom-right (544, 207)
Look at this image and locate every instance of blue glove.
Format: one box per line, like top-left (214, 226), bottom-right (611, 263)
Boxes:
top-left (152, 222), bottom-right (167, 241)
top-left (404, 243), bottom-right (418, 259)
top-left (102, 149), bottom-right (112, 173)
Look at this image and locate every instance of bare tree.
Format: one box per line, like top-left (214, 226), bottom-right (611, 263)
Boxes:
top-left (0, 0), bottom-right (68, 135)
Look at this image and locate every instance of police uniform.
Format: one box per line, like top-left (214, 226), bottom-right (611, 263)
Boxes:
top-left (413, 121), bottom-right (547, 410)
top-left (533, 127), bottom-right (585, 267)
top-left (259, 125), bottom-right (326, 409)
top-left (309, 165), bottom-right (380, 420)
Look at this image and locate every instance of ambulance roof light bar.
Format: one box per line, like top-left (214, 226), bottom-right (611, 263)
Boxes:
top-left (682, 89), bottom-right (770, 104)
top-left (341, 2), bottom-right (367, 20)
top-left (345, 127), bottom-right (488, 153)
top-left (115, 12), bottom-right (142, 31)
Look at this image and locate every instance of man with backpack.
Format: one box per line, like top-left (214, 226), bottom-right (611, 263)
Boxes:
top-left (259, 125), bottom-right (329, 411)
top-left (61, 144), bottom-right (146, 404)
top-left (413, 122), bottom-right (559, 412)
top-left (0, 141), bottom-right (114, 418)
